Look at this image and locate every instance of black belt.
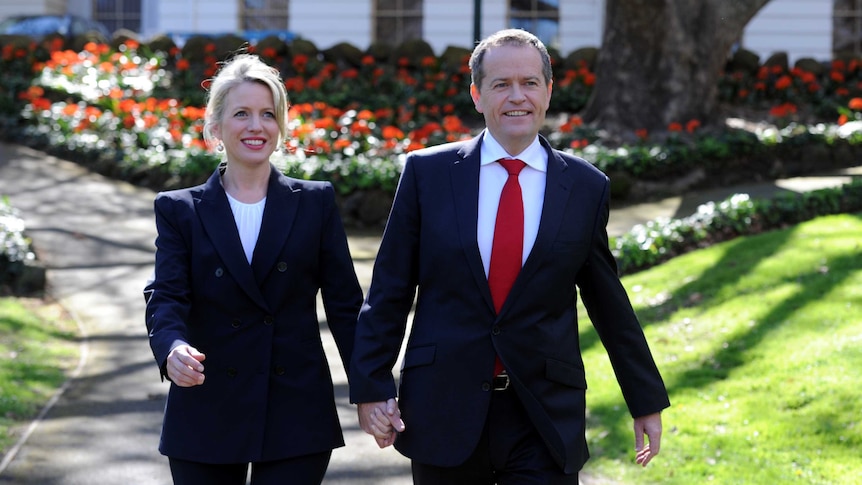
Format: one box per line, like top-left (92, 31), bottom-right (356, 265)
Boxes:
top-left (493, 372), bottom-right (510, 391)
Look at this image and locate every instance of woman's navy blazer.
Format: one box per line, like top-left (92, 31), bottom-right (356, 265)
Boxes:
top-left (144, 163), bottom-right (362, 464)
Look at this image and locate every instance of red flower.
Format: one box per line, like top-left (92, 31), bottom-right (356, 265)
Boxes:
top-left (668, 122), bottom-right (683, 132)
top-left (774, 75), bottom-right (792, 90)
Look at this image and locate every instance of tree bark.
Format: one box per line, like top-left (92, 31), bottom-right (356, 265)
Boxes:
top-left (582, 0), bottom-right (771, 141)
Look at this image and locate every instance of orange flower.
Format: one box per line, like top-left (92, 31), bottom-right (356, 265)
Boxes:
top-left (382, 125), bottom-right (405, 139)
top-left (838, 114), bottom-right (848, 126)
top-left (849, 98), bottom-right (862, 111)
top-left (176, 59), bottom-right (190, 71)
top-left (635, 128), bottom-right (648, 140)
top-left (30, 98), bottom-right (52, 111)
top-left (685, 119), bottom-right (701, 133)
top-left (406, 140), bottom-right (426, 152)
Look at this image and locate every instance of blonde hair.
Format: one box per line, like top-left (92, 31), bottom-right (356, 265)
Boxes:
top-left (202, 53), bottom-right (289, 150)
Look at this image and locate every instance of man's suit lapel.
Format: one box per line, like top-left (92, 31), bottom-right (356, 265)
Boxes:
top-left (195, 169), bottom-right (269, 311)
top-left (450, 136), bottom-right (496, 313)
top-left (506, 138), bottom-right (575, 312)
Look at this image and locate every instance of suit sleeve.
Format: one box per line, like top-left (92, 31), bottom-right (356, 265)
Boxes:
top-left (144, 194), bottom-right (192, 378)
top-left (349, 155), bottom-right (421, 404)
top-left (318, 182), bottom-right (364, 374)
top-left (576, 179), bottom-right (671, 418)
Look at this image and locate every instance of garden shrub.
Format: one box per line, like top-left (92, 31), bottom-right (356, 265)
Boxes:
top-left (0, 197), bottom-right (42, 295)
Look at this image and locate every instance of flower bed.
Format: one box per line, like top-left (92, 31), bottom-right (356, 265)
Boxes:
top-left (0, 35), bottom-right (861, 288)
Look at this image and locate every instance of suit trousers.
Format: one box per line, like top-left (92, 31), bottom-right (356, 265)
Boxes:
top-left (411, 387), bottom-right (579, 485)
top-left (168, 450), bottom-right (331, 485)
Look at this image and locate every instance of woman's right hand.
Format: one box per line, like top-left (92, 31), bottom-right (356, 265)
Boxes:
top-left (166, 344), bottom-right (206, 387)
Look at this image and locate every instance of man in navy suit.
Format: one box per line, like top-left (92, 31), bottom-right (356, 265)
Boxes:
top-left (349, 29), bottom-right (670, 483)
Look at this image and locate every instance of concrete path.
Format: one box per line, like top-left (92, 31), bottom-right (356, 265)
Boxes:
top-left (0, 141), bottom-right (856, 484)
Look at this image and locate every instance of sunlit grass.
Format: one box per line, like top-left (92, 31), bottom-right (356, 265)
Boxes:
top-left (0, 298), bottom-right (80, 453)
top-left (580, 213), bottom-right (862, 484)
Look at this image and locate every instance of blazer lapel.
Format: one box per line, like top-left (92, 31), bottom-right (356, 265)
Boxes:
top-left (506, 137), bottom-right (575, 309)
top-left (450, 135), bottom-right (496, 312)
top-left (196, 169), bottom-right (270, 310)
top-left (251, 165), bottom-right (299, 286)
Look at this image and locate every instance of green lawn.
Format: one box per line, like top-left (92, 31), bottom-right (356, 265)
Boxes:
top-left (1, 214), bottom-right (860, 482)
top-left (0, 298), bottom-right (81, 454)
top-left (580, 213), bottom-right (862, 484)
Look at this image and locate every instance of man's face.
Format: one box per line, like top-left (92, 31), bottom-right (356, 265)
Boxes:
top-left (470, 44), bottom-right (552, 155)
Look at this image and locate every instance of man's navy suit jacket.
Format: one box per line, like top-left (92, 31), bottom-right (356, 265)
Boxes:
top-left (350, 133), bottom-right (670, 474)
top-left (145, 164), bottom-right (362, 464)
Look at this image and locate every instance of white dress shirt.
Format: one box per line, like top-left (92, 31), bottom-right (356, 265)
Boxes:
top-left (477, 131), bottom-right (547, 277)
top-left (226, 193), bottom-right (266, 264)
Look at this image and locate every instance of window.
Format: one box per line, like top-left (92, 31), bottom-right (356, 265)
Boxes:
top-left (242, 0), bottom-right (289, 31)
top-left (94, 0), bottom-right (141, 33)
top-left (375, 0), bottom-right (423, 45)
top-left (509, 0), bottom-right (560, 49)
top-left (834, 0), bottom-right (862, 57)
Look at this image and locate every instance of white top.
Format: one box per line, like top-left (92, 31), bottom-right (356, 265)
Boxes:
top-left (477, 131), bottom-right (547, 277)
top-left (226, 193), bottom-right (266, 264)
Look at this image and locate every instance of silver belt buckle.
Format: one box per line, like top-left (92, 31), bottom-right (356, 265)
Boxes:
top-left (493, 372), bottom-right (510, 391)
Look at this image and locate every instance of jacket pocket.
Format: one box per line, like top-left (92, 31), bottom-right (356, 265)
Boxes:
top-left (545, 358), bottom-right (587, 389)
top-left (401, 344), bottom-right (436, 371)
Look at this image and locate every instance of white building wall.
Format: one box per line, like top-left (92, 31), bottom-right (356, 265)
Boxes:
top-left (290, 0), bottom-right (372, 49)
top-left (0, 0), bottom-right (60, 19)
top-left (423, 0), bottom-right (475, 53)
top-left (743, 0), bottom-right (833, 62)
top-left (2, 0), bottom-right (840, 64)
top-left (558, 0), bottom-right (604, 53)
top-left (155, 0), bottom-right (238, 37)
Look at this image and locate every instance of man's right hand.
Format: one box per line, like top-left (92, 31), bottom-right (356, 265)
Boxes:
top-left (357, 399), bottom-right (405, 448)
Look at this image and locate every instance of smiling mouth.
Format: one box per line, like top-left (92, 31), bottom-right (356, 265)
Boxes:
top-left (243, 139), bottom-right (265, 146)
top-left (504, 111), bottom-right (529, 117)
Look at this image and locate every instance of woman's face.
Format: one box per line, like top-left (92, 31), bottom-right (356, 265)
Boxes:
top-left (212, 81), bottom-right (280, 167)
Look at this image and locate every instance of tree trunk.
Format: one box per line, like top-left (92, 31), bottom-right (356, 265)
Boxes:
top-left (582, 0), bottom-right (771, 141)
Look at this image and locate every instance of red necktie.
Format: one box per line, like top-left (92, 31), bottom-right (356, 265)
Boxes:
top-left (489, 158), bottom-right (526, 376)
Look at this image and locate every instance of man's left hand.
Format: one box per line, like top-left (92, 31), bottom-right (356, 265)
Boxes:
top-left (633, 412), bottom-right (662, 467)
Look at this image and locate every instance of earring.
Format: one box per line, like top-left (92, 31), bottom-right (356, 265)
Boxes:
top-left (216, 142), bottom-right (224, 152)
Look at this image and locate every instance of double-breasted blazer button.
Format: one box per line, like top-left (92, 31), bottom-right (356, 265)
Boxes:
top-left (263, 315), bottom-right (274, 326)
top-left (491, 326), bottom-right (501, 335)
top-left (277, 262), bottom-right (288, 272)
top-left (226, 367), bottom-right (237, 377)
top-left (274, 366), bottom-right (286, 376)
top-left (215, 267), bottom-right (224, 277)
top-left (481, 382), bottom-right (491, 392)
top-left (231, 318), bottom-right (241, 328)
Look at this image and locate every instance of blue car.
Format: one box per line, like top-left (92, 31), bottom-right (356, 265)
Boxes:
top-left (0, 14), bottom-right (111, 42)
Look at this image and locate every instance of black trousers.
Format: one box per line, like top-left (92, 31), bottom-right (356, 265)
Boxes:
top-left (411, 388), bottom-right (579, 485)
top-left (168, 450), bottom-right (331, 485)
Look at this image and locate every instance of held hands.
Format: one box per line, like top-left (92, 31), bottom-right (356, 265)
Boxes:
top-left (633, 412), bottom-right (663, 467)
top-left (357, 399), bottom-right (405, 448)
top-left (166, 344), bottom-right (206, 387)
